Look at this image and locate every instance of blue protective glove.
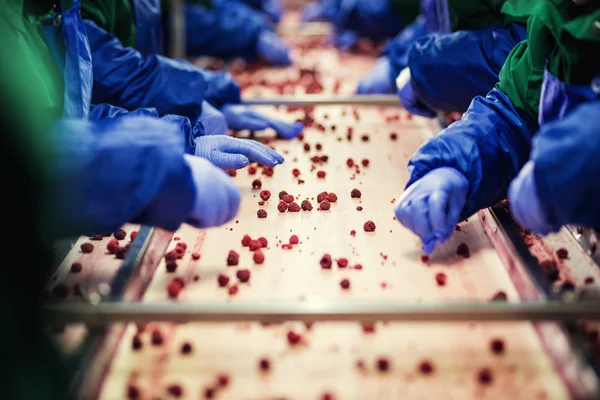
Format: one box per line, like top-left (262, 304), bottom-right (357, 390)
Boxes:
top-left (382, 15), bottom-right (428, 82)
top-left (256, 30), bottom-right (292, 66)
top-left (508, 161), bottom-right (552, 235)
top-left (183, 155), bottom-right (241, 228)
top-left (301, 2), bottom-right (331, 22)
top-left (356, 57), bottom-right (396, 94)
top-left (395, 167), bottom-right (468, 253)
top-left (333, 29), bottom-right (360, 50)
top-left (200, 101), bottom-right (229, 135)
top-left (194, 135), bottom-right (284, 170)
top-left (221, 104), bottom-right (304, 139)
top-left (396, 67), bottom-right (437, 118)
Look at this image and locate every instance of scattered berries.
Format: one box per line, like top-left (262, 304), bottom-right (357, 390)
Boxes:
top-left (257, 209), bottom-right (268, 219)
top-left (113, 229), bottom-right (127, 240)
top-left (319, 200), bottom-right (331, 211)
top-left (258, 237), bottom-right (268, 247)
top-left (350, 189), bottom-right (361, 198)
top-left (282, 194), bottom-right (294, 203)
top-left (278, 201), bottom-right (288, 212)
top-left (337, 258), bottom-right (348, 268)
top-left (228, 285), bottom-right (239, 295)
top-left (252, 179), bottom-right (262, 189)
top-left (218, 274), bottom-right (230, 287)
top-left (227, 250), bottom-right (239, 266)
top-left (320, 254), bottom-right (332, 269)
top-left (249, 240), bottom-right (262, 251)
top-left (317, 192), bottom-right (328, 202)
top-left (107, 239), bottom-right (120, 254)
top-left (260, 190), bottom-right (271, 201)
top-left (327, 193), bottom-right (338, 202)
top-left (289, 235), bottom-right (299, 245)
top-left (287, 330), bottom-right (302, 345)
top-left (435, 272), bottom-right (447, 286)
top-left (363, 221), bottom-right (376, 232)
top-left (236, 269), bottom-right (251, 283)
top-left (253, 250), bottom-right (265, 264)
top-left (80, 242), bottom-right (94, 253)
top-left (288, 202), bottom-right (301, 212)
top-left (242, 235), bottom-right (252, 246)
top-left (301, 200), bottom-right (313, 211)
top-left (340, 278), bottom-right (350, 289)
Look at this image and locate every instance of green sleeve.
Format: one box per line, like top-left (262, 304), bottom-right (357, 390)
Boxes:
top-left (390, 0), bottom-right (421, 26)
top-left (80, 0), bottom-right (137, 48)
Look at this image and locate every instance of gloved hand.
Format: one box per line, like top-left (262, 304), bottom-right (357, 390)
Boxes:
top-left (508, 161), bottom-right (552, 235)
top-left (332, 29), bottom-right (360, 50)
top-left (221, 104), bottom-right (304, 139)
top-left (395, 167), bottom-right (469, 253)
top-left (396, 67), bottom-right (437, 118)
top-left (194, 135), bottom-right (284, 170)
top-left (356, 57), bottom-right (395, 94)
top-left (200, 101), bottom-right (228, 135)
top-left (257, 30), bottom-right (292, 66)
top-left (184, 155), bottom-right (241, 228)
top-left (261, 0), bottom-right (283, 23)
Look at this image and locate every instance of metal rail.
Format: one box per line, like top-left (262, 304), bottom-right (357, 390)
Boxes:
top-left (243, 94), bottom-right (400, 107)
top-left (41, 301), bottom-right (600, 327)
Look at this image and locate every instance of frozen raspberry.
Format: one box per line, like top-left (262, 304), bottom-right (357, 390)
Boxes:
top-left (317, 191), bottom-right (328, 202)
top-left (540, 260), bottom-right (559, 281)
top-left (236, 269), bottom-right (251, 283)
top-left (490, 291), bottom-right (507, 302)
top-left (90, 234), bottom-right (103, 241)
top-left (282, 194), bottom-right (294, 203)
top-left (361, 159), bottom-right (369, 167)
top-left (327, 193), bottom-right (338, 202)
top-left (260, 190), bottom-right (271, 201)
top-left (292, 168), bottom-right (301, 177)
top-left (340, 278), bottom-right (350, 289)
top-left (363, 221), bottom-right (376, 232)
top-left (316, 143), bottom-right (323, 150)
top-left (317, 170), bottom-right (326, 178)
top-left (180, 342), bottom-right (193, 354)
top-left (288, 202), bottom-right (301, 212)
top-left (556, 248), bottom-right (569, 259)
top-left (127, 385), bottom-right (140, 399)
top-left (151, 329), bottom-right (164, 346)
top-left (320, 254), bottom-right (332, 269)
top-left (165, 251), bottom-right (177, 262)
top-left (418, 360), bottom-right (434, 375)
top-left (346, 158), bottom-right (354, 167)
top-left (130, 231), bottom-right (138, 241)
top-left (257, 209), bottom-right (268, 218)
top-left (301, 200), bottom-right (313, 211)
top-left (167, 385), bottom-right (183, 398)
top-left (259, 358), bottom-right (271, 371)
top-left (490, 338), bottom-right (505, 355)
top-left (258, 237), bottom-right (268, 247)
top-left (361, 134), bottom-right (369, 142)
top-left (204, 387), bottom-right (215, 399)
top-left (289, 235), bottom-right (299, 244)
top-left (242, 235), bottom-right (252, 246)
top-left (319, 200), bottom-right (331, 211)
top-left (191, 252), bottom-right (200, 260)
top-left (456, 243), bottom-right (470, 258)
top-left (350, 230), bottom-right (356, 237)
top-left (248, 165), bottom-right (258, 175)
top-left (435, 272), bottom-right (447, 286)
top-left (262, 166), bottom-right (274, 176)
top-left (320, 155), bottom-right (328, 162)
top-left (277, 201), bottom-right (288, 212)
top-left (477, 368), bottom-right (493, 385)
top-left (228, 285), bottom-right (239, 295)
top-left (354, 264), bottom-right (363, 270)
top-left (278, 190), bottom-right (288, 199)
top-left (252, 179), bottom-right (262, 189)
top-left (165, 261), bottom-right (177, 273)
top-left (253, 250), bottom-right (265, 264)
top-left (376, 358), bottom-right (390, 372)
top-left (287, 330), bottom-right (302, 345)
top-left (249, 240), bottom-right (262, 251)
top-left (227, 250), bottom-right (239, 266)
top-left (80, 242), bottom-right (94, 253)
top-left (227, 170), bottom-right (236, 177)
top-left (218, 274), bottom-right (230, 287)
top-left (70, 261), bottom-right (83, 273)
top-left (390, 132), bottom-right (398, 140)
top-left (356, 206), bottom-right (363, 211)
top-left (336, 258), bottom-right (348, 268)
top-left (351, 189), bottom-right (361, 198)
top-left (167, 278), bottom-right (185, 299)
top-left (132, 335), bottom-right (142, 351)
top-left (303, 143), bottom-right (310, 152)
top-left (421, 255), bottom-right (429, 263)
top-left (217, 374), bottom-right (230, 387)
top-left (113, 229), bottom-right (126, 240)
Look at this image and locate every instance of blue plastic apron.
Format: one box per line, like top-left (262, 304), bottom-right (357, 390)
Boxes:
top-left (132, 0), bottom-right (164, 56)
top-left (40, 0), bottom-right (92, 120)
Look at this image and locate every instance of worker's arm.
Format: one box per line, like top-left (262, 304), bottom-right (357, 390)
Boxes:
top-left (83, 19), bottom-right (240, 121)
top-left (509, 101), bottom-right (600, 234)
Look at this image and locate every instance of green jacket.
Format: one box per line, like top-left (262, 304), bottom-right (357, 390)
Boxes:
top-left (81, 0), bottom-right (137, 47)
top-left (497, 0), bottom-right (600, 121)
top-left (448, 0), bottom-right (531, 31)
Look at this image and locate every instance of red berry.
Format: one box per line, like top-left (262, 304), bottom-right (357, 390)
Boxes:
top-left (490, 338), bottom-right (505, 355)
top-left (361, 159), bottom-right (369, 167)
top-left (303, 143), bottom-right (311, 152)
top-left (361, 134), bottom-right (369, 142)
top-left (165, 261), bottom-right (177, 273)
top-left (127, 385), bottom-right (140, 399)
top-left (490, 291), bottom-right (507, 302)
top-left (227, 250), bottom-right (239, 266)
top-left (180, 342), bottom-right (193, 354)
top-left (130, 231), bottom-right (138, 241)
top-left (346, 158), bottom-right (354, 167)
top-left (227, 169), bottom-right (236, 177)
top-left (320, 254), bottom-right (332, 269)
top-left (217, 374), bottom-right (230, 387)
top-left (292, 168), bottom-right (301, 177)
top-left (80, 242), bottom-right (94, 253)
top-left (319, 200), bottom-right (331, 211)
top-left (435, 272), bottom-right (447, 286)
top-left (218, 274), bottom-right (230, 287)
top-left (236, 269), bottom-right (251, 283)
top-left (556, 248), bottom-right (569, 259)
top-left (167, 278), bottom-right (185, 298)
top-left (253, 250), bottom-right (265, 264)
top-left (540, 260), bottom-right (559, 281)
top-left (262, 166), bottom-right (274, 176)
top-left (376, 357), bottom-right (390, 372)
top-left (350, 230), bottom-right (356, 237)
top-left (167, 384), bottom-right (183, 398)
top-left (418, 360), bottom-right (434, 375)
top-left (278, 190), bottom-right (288, 199)
top-left (192, 252), bottom-right (201, 260)
top-left (257, 209), bottom-right (268, 218)
top-left (477, 368), bottom-right (493, 385)
top-left (258, 237), bottom-right (268, 247)
top-left (248, 165), bottom-right (257, 175)
top-left (288, 202), bottom-right (301, 212)
top-left (282, 194), bottom-right (294, 203)
top-left (289, 235), bottom-right (299, 245)
top-left (259, 357), bottom-right (271, 371)
top-left (151, 329), bottom-right (164, 346)
top-left (252, 179), bottom-right (262, 189)
top-left (204, 387), bottom-right (215, 399)
top-left (107, 239), bottom-right (120, 254)
top-left (356, 206), bottom-right (363, 211)
top-left (277, 201), bottom-right (288, 212)
top-left (317, 170), bottom-right (326, 178)
top-left (327, 193), bottom-right (338, 202)
top-left (70, 262), bottom-right (83, 273)
top-left (260, 190), bottom-right (271, 201)
top-left (456, 243), bottom-right (470, 258)
top-left (354, 264), bottom-right (363, 270)
top-left (228, 285), bottom-right (239, 295)
top-left (301, 200), bottom-right (313, 211)
top-left (249, 240), bottom-right (262, 251)
top-left (336, 258), bottom-right (348, 268)
top-left (351, 189), bottom-right (361, 198)
top-left (113, 229), bottom-right (126, 240)
top-left (421, 254), bottom-right (429, 263)
top-left (132, 335), bottom-right (142, 351)
top-left (363, 221), bottom-right (376, 232)
top-left (287, 330), bottom-right (302, 345)
top-left (340, 278), bottom-right (350, 289)
top-left (390, 132), bottom-right (398, 140)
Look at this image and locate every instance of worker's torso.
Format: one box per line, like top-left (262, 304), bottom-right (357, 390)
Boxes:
top-left (496, 0), bottom-right (600, 124)
top-left (80, 0), bottom-right (163, 55)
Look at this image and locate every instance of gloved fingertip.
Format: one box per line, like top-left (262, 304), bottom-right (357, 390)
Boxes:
top-left (422, 240), bottom-right (436, 254)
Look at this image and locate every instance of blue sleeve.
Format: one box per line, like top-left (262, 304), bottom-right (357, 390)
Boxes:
top-left (407, 88), bottom-right (537, 218)
top-left (408, 24), bottom-right (527, 113)
top-left (175, 0), bottom-right (271, 60)
top-left (533, 101), bottom-right (600, 230)
top-left (84, 19), bottom-right (207, 125)
top-left (236, 0), bottom-right (283, 23)
top-left (48, 117), bottom-right (196, 236)
top-left (382, 15), bottom-right (427, 82)
top-left (89, 103), bottom-right (161, 119)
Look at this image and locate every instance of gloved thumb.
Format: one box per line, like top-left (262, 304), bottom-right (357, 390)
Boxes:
top-left (269, 120), bottom-right (304, 139)
top-left (210, 152), bottom-right (250, 170)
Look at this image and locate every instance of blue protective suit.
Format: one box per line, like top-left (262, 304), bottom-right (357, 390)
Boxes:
top-left (237, 0), bottom-right (283, 23)
top-left (171, 0), bottom-right (276, 60)
top-left (41, 0), bottom-right (200, 235)
top-left (407, 23), bottom-right (527, 113)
